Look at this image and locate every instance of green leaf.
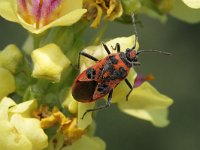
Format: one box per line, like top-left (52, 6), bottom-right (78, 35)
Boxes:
top-left (170, 0), bottom-right (200, 23)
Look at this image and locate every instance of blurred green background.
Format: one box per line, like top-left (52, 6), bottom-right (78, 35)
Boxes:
top-left (1, 15), bottom-right (200, 150)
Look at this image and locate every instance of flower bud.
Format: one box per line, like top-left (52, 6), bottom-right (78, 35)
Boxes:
top-left (9, 99), bottom-right (37, 118)
top-left (0, 68), bottom-right (15, 100)
top-left (31, 44), bottom-right (70, 82)
top-left (0, 44), bottom-right (23, 73)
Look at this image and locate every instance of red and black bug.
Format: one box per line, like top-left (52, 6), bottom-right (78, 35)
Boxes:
top-left (72, 38), bottom-right (171, 119)
top-left (72, 14), bottom-right (171, 119)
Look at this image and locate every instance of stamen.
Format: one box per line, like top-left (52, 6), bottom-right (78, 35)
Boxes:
top-left (18, 0), bottom-right (63, 28)
top-left (18, 0), bottom-right (28, 11)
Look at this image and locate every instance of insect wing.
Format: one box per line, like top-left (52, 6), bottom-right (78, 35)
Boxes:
top-left (72, 79), bottom-right (98, 102)
top-left (72, 56), bottom-right (111, 102)
top-left (92, 83), bottom-right (112, 100)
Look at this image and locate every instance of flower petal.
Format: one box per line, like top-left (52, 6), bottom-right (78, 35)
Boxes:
top-left (77, 102), bottom-right (95, 129)
top-left (63, 92), bottom-right (78, 114)
top-left (0, 97), bottom-right (16, 120)
top-left (0, 68), bottom-right (15, 100)
top-left (182, 0), bottom-right (200, 9)
top-left (9, 99), bottom-right (37, 117)
top-left (31, 43), bottom-right (70, 82)
top-left (104, 0), bottom-right (123, 20)
top-left (45, 133), bottom-right (64, 150)
top-left (118, 82), bottom-right (173, 127)
top-left (104, 35), bottom-right (139, 53)
top-left (170, 0), bottom-right (200, 23)
top-left (1, 0), bottom-right (86, 34)
top-left (17, 9), bottom-right (87, 34)
top-left (0, 0), bottom-right (18, 22)
top-left (0, 120), bottom-right (32, 150)
top-left (60, 0), bottom-right (86, 15)
top-left (63, 91), bottom-right (94, 129)
top-left (10, 114), bottom-right (48, 150)
top-left (62, 135), bottom-right (106, 150)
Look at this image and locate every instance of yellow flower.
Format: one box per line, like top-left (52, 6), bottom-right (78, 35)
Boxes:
top-left (34, 106), bottom-right (99, 148)
top-left (117, 82), bottom-right (173, 127)
top-left (34, 106), bottom-right (105, 149)
top-left (47, 133), bottom-right (105, 150)
top-left (83, 0), bottom-right (103, 28)
top-left (67, 35), bottom-right (173, 127)
top-left (0, 97), bottom-right (48, 150)
top-left (0, 44), bottom-right (23, 74)
top-left (83, 0), bottom-right (123, 28)
top-left (0, 0), bottom-right (87, 34)
top-left (31, 43), bottom-right (70, 82)
top-left (63, 135), bottom-right (106, 150)
top-left (182, 0), bottom-right (200, 9)
top-left (102, 0), bottom-right (123, 20)
top-left (0, 68), bottom-right (15, 100)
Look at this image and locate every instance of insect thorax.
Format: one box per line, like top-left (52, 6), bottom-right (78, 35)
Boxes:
top-left (98, 53), bottom-right (130, 83)
top-left (119, 52), bottom-right (132, 68)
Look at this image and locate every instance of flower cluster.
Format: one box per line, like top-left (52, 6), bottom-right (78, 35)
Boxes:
top-left (0, 97), bottom-right (48, 150)
top-left (1, 0), bottom-right (198, 149)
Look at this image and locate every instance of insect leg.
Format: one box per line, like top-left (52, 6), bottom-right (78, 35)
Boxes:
top-left (81, 90), bottom-right (113, 119)
top-left (111, 43), bottom-right (121, 53)
top-left (78, 51), bottom-right (99, 68)
top-left (133, 61), bottom-right (141, 66)
top-left (124, 78), bottom-right (133, 101)
top-left (102, 43), bottom-right (111, 54)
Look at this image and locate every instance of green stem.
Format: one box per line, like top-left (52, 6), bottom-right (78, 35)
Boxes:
top-left (90, 22), bottom-right (108, 45)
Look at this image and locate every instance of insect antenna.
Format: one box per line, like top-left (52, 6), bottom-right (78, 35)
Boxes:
top-left (137, 50), bottom-right (172, 55)
top-left (131, 13), bottom-right (138, 39)
top-left (130, 13), bottom-right (139, 49)
top-left (131, 14), bottom-right (172, 56)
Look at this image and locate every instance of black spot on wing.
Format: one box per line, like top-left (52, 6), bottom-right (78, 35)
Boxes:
top-left (86, 68), bottom-right (96, 79)
top-left (97, 84), bottom-right (110, 94)
top-left (104, 62), bottom-right (114, 73)
top-left (72, 80), bottom-right (98, 101)
top-left (109, 55), bottom-right (118, 64)
top-left (100, 61), bottom-right (114, 81)
top-left (119, 67), bottom-right (127, 78)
